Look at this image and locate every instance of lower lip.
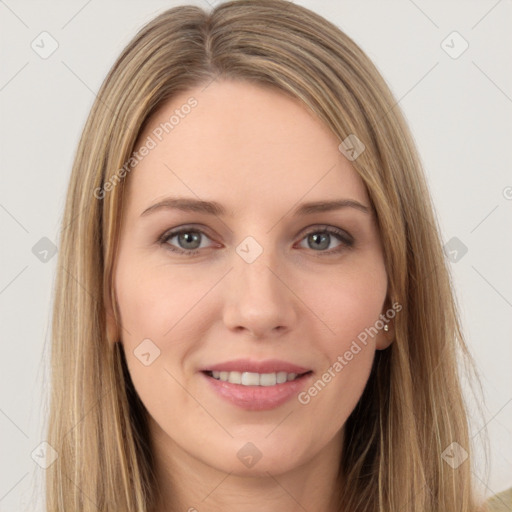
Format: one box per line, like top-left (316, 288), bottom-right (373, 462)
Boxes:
top-left (201, 372), bottom-right (313, 411)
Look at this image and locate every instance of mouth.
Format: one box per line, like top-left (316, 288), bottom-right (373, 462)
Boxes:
top-left (202, 370), bottom-right (312, 386)
top-left (199, 360), bottom-right (314, 411)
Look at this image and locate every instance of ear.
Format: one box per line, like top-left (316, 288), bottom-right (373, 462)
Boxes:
top-left (104, 284), bottom-right (120, 345)
top-left (376, 322), bottom-right (394, 350)
top-left (375, 296), bottom-right (396, 351)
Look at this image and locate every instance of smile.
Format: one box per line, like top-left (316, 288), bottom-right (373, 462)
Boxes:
top-left (200, 361), bottom-right (314, 411)
top-left (205, 370), bottom-right (309, 386)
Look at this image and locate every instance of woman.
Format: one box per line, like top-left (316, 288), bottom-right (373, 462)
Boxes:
top-left (47, 1), bottom-right (490, 510)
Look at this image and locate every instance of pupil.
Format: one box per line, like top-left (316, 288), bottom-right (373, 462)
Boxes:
top-left (310, 233), bottom-right (329, 250)
top-left (180, 232), bottom-right (200, 249)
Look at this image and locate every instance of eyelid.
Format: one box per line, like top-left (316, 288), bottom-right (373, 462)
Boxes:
top-left (300, 224), bottom-right (353, 243)
top-left (157, 224), bottom-right (218, 249)
top-left (296, 225), bottom-right (354, 255)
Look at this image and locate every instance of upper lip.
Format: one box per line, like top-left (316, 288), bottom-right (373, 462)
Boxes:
top-left (201, 359), bottom-right (312, 374)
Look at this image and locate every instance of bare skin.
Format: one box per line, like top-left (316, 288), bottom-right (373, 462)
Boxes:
top-left (106, 79), bottom-right (393, 512)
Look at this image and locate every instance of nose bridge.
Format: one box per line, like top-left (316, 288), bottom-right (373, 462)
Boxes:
top-left (234, 233), bottom-right (283, 297)
top-left (222, 233), bottom-right (297, 336)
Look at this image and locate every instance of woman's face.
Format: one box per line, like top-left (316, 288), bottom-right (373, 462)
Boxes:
top-left (109, 79), bottom-right (391, 477)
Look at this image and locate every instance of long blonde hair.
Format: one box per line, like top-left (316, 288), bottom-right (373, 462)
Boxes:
top-left (47, 1), bottom-right (486, 510)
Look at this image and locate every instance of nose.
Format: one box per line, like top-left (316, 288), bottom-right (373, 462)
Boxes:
top-left (222, 243), bottom-right (299, 340)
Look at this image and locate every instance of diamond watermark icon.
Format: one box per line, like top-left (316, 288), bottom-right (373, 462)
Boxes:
top-left (134, 338), bottom-right (161, 366)
top-left (32, 237), bottom-right (58, 263)
top-left (236, 236), bottom-right (263, 264)
top-left (31, 31), bottom-right (59, 59)
top-left (31, 441), bottom-right (58, 469)
top-left (443, 237), bottom-right (468, 263)
top-left (441, 441), bottom-right (468, 469)
top-left (441, 31), bottom-right (469, 59)
top-left (237, 442), bottom-right (263, 468)
top-left (338, 134), bottom-right (365, 161)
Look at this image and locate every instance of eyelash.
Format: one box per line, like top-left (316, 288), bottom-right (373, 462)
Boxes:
top-left (157, 225), bottom-right (354, 258)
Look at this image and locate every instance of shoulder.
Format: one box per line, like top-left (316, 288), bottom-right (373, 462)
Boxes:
top-left (484, 486), bottom-right (512, 512)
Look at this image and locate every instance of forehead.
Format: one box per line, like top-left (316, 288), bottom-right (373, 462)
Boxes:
top-left (125, 79), bottom-right (369, 215)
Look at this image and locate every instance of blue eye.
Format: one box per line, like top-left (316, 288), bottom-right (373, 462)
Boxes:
top-left (299, 227), bottom-right (354, 254)
top-left (158, 225), bottom-right (354, 257)
top-left (159, 228), bottom-right (213, 255)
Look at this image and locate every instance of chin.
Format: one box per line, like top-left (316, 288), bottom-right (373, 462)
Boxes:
top-left (198, 432), bottom-right (317, 477)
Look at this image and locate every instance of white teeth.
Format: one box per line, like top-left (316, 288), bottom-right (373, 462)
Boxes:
top-left (259, 373), bottom-right (276, 386)
top-left (276, 371), bottom-right (288, 384)
top-left (227, 371), bottom-right (241, 384)
top-left (241, 372), bottom-right (260, 386)
top-left (209, 370), bottom-right (303, 386)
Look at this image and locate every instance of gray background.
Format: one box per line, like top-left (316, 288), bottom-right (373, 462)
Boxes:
top-left (0, 0), bottom-right (511, 510)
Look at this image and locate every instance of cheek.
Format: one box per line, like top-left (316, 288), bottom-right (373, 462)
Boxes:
top-left (114, 258), bottom-right (220, 411)
top-left (296, 259), bottom-right (386, 413)
top-left (115, 261), bottom-right (208, 431)
top-left (306, 260), bottom-right (387, 350)
top-left (115, 260), bottom-right (215, 342)
top-left (296, 283), bottom-right (381, 439)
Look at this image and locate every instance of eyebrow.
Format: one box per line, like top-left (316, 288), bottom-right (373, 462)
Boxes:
top-left (140, 197), bottom-right (371, 217)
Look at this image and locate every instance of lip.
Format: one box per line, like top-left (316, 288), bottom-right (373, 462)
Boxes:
top-left (199, 359), bottom-right (313, 411)
top-left (201, 358), bottom-right (311, 374)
